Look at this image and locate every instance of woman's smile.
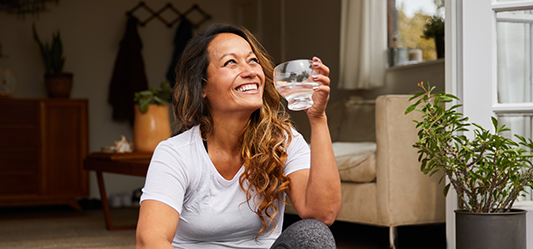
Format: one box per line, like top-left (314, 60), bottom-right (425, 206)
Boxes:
top-left (235, 83), bottom-right (259, 93)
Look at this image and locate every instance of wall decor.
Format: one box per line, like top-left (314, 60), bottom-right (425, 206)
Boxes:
top-left (126, 2), bottom-right (211, 28)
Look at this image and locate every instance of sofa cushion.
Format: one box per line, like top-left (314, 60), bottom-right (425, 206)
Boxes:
top-left (336, 97), bottom-right (376, 142)
top-left (333, 142), bottom-right (376, 183)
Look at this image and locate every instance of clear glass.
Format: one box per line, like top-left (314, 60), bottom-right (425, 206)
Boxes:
top-left (497, 114), bottom-right (533, 201)
top-left (496, 10), bottom-right (533, 104)
top-left (273, 59), bottom-right (318, 111)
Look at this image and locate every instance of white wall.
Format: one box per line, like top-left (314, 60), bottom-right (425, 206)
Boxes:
top-left (0, 0), bottom-right (234, 199)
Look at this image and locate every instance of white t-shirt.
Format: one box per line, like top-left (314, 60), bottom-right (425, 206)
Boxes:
top-left (140, 125), bottom-right (310, 249)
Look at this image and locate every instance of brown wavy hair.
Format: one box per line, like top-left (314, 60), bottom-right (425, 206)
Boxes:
top-left (172, 23), bottom-right (293, 237)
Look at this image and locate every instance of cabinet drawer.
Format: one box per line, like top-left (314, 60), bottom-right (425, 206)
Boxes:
top-left (0, 148), bottom-right (38, 170)
top-left (0, 125), bottom-right (39, 146)
top-left (0, 101), bottom-right (38, 123)
top-left (0, 172), bottom-right (39, 194)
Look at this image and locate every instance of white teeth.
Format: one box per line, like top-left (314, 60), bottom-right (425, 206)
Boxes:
top-left (237, 84), bottom-right (258, 92)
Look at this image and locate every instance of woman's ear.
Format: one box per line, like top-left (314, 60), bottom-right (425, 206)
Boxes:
top-left (202, 79), bottom-right (208, 98)
top-left (202, 87), bottom-right (207, 98)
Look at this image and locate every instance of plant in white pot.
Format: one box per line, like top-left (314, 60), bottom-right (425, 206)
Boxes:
top-left (32, 24), bottom-right (73, 98)
top-left (406, 82), bottom-right (533, 249)
top-left (133, 80), bottom-right (172, 153)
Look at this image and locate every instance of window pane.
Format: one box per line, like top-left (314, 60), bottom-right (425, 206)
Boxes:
top-left (496, 10), bottom-right (533, 104)
top-left (387, 0), bottom-right (443, 66)
top-left (497, 114), bottom-right (533, 201)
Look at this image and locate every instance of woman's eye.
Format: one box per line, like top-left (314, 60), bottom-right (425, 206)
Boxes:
top-left (224, 59), bottom-right (236, 66)
top-left (250, 58), bottom-right (259, 64)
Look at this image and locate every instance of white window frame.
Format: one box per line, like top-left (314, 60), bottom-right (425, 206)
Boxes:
top-left (447, 1), bottom-right (533, 248)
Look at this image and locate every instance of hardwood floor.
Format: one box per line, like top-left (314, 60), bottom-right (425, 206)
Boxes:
top-left (0, 201), bottom-right (446, 249)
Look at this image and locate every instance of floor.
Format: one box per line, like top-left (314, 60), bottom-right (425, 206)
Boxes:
top-left (0, 201), bottom-right (446, 249)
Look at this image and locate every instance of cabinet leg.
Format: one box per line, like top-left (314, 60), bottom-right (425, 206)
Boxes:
top-left (389, 226), bottom-right (398, 249)
top-left (67, 200), bottom-right (83, 211)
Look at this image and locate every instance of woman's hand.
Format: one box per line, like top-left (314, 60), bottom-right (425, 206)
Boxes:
top-left (305, 56), bottom-right (331, 119)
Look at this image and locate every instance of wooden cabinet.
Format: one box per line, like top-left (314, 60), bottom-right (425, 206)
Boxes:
top-left (0, 98), bottom-right (89, 210)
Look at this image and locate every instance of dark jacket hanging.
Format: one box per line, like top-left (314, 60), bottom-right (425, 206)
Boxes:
top-left (108, 16), bottom-right (149, 125)
top-left (165, 18), bottom-right (193, 88)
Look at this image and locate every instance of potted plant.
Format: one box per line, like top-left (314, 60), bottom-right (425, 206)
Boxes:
top-left (406, 82), bottom-right (533, 249)
top-left (32, 24), bottom-right (73, 98)
top-left (132, 80), bottom-right (172, 153)
top-left (422, 15), bottom-right (445, 58)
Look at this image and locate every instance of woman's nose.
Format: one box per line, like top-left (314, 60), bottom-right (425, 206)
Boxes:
top-left (240, 64), bottom-right (257, 78)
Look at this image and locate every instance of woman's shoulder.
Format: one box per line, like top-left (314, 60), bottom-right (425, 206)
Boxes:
top-left (154, 126), bottom-right (202, 158)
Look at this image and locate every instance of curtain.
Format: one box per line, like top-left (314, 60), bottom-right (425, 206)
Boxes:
top-left (338, 0), bottom-right (387, 90)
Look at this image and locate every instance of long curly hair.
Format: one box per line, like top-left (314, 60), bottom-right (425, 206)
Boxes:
top-left (172, 23), bottom-right (293, 237)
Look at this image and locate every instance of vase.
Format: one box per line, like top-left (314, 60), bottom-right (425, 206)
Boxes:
top-left (133, 104), bottom-right (171, 153)
top-left (455, 209), bottom-right (526, 249)
top-left (45, 72), bottom-right (73, 98)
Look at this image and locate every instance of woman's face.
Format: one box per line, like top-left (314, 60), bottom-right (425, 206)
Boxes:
top-left (203, 33), bottom-right (265, 116)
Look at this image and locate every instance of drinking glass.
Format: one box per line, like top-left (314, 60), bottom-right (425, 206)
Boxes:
top-left (273, 59), bottom-right (319, 111)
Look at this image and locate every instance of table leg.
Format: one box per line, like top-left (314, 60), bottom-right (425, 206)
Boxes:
top-left (96, 171), bottom-right (137, 230)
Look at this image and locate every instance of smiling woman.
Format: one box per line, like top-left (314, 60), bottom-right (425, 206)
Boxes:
top-left (202, 33), bottom-right (265, 116)
top-left (135, 23), bottom-right (341, 249)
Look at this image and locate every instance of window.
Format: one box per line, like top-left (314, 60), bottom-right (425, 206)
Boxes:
top-left (495, 8), bottom-right (533, 201)
top-left (387, 0), bottom-right (444, 66)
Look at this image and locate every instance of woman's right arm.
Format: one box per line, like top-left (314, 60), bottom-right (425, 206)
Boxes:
top-left (136, 200), bottom-right (179, 249)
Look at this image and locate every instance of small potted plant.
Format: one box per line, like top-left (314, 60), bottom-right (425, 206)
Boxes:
top-left (132, 80), bottom-right (172, 153)
top-left (32, 24), bottom-right (73, 98)
top-left (406, 82), bottom-right (533, 249)
top-left (422, 15), bottom-right (445, 58)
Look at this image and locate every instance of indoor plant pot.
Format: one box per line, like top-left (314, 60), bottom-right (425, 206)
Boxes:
top-left (133, 104), bottom-right (171, 152)
top-left (33, 24), bottom-right (73, 98)
top-left (133, 80), bottom-right (172, 153)
top-left (406, 82), bottom-right (533, 249)
top-left (45, 72), bottom-right (72, 98)
top-left (455, 209), bottom-right (526, 249)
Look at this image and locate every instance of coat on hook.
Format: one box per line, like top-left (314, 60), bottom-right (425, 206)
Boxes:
top-left (108, 16), bottom-right (149, 125)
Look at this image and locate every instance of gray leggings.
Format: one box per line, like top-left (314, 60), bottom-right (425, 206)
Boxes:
top-left (270, 219), bottom-right (336, 249)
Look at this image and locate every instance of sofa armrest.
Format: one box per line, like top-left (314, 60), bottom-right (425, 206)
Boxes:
top-left (375, 95), bottom-right (445, 227)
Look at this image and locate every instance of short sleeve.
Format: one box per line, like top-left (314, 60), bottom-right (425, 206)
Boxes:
top-left (284, 128), bottom-right (311, 176)
top-left (140, 141), bottom-right (189, 214)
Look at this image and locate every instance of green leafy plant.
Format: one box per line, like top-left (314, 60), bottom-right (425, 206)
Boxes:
top-left (32, 24), bottom-right (65, 74)
top-left (422, 15), bottom-right (444, 40)
top-left (134, 80), bottom-right (172, 113)
top-left (406, 82), bottom-right (533, 213)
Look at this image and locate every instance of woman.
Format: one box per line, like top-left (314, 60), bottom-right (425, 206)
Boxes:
top-left (136, 23), bottom-right (341, 249)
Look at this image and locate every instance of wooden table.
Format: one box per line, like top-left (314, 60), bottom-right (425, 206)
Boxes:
top-left (83, 152), bottom-right (151, 230)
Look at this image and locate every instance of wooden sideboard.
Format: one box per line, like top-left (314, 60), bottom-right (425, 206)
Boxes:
top-left (0, 98), bottom-right (89, 210)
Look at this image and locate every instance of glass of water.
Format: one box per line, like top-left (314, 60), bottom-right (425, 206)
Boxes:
top-left (273, 59), bottom-right (319, 111)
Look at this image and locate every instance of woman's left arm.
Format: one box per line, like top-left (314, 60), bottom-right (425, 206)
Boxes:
top-left (285, 57), bottom-right (342, 226)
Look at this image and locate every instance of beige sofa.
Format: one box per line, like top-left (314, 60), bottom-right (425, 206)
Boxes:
top-left (286, 95), bottom-right (445, 239)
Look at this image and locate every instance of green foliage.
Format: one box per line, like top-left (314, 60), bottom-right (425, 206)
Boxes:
top-left (32, 24), bottom-right (65, 74)
top-left (422, 15), bottom-right (444, 40)
top-left (396, 5), bottom-right (437, 60)
top-left (134, 80), bottom-right (172, 113)
top-left (406, 82), bottom-right (533, 213)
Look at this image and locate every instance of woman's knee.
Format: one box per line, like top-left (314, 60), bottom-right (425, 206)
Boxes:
top-left (271, 219), bottom-right (336, 249)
